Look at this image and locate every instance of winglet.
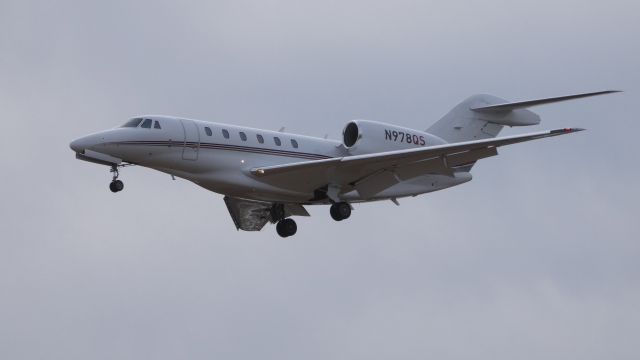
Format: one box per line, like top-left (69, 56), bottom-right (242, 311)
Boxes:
top-left (471, 90), bottom-right (621, 112)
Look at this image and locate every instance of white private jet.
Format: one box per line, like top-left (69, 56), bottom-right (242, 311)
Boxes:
top-left (70, 90), bottom-right (618, 237)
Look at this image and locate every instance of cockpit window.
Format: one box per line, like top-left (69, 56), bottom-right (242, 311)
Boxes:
top-left (154, 121), bottom-right (161, 129)
top-left (141, 119), bottom-right (152, 128)
top-left (122, 118), bottom-right (143, 128)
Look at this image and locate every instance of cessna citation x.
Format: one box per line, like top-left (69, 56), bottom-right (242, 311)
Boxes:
top-left (70, 90), bottom-right (618, 237)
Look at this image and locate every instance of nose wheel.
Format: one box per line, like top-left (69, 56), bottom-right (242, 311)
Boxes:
top-left (109, 180), bottom-right (124, 193)
top-left (109, 165), bottom-right (124, 193)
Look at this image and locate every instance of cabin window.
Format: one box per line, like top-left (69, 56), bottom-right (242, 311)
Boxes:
top-left (205, 127), bottom-right (212, 136)
top-left (274, 137), bottom-right (281, 146)
top-left (239, 132), bottom-right (247, 141)
top-left (122, 118), bottom-right (143, 128)
top-left (141, 118), bottom-right (152, 128)
top-left (291, 139), bottom-right (299, 148)
top-left (222, 129), bottom-right (230, 139)
top-left (256, 134), bottom-right (264, 144)
top-left (154, 121), bottom-right (161, 129)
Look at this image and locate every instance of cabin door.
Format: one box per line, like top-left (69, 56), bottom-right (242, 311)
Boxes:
top-left (180, 119), bottom-right (200, 161)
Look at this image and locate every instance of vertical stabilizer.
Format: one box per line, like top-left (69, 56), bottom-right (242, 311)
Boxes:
top-left (427, 94), bottom-right (541, 143)
top-left (428, 90), bottom-right (620, 143)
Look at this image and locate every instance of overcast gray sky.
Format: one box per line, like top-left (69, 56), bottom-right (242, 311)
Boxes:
top-left (1, 0), bottom-right (639, 359)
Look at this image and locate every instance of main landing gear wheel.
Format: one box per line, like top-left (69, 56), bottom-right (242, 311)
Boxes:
top-left (109, 165), bottom-right (124, 193)
top-left (276, 218), bottom-right (297, 238)
top-left (330, 202), bottom-right (351, 221)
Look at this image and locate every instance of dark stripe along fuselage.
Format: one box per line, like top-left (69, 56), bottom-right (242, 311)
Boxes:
top-left (115, 140), bottom-right (333, 161)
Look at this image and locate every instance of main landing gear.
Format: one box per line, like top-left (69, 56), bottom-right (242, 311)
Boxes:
top-left (271, 203), bottom-right (297, 238)
top-left (272, 201), bottom-right (351, 238)
top-left (109, 165), bottom-right (124, 193)
top-left (276, 218), bottom-right (297, 238)
top-left (330, 202), bottom-right (351, 221)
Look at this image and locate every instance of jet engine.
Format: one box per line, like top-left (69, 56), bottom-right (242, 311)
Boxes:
top-left (342, 120), bottom-right (446, 155)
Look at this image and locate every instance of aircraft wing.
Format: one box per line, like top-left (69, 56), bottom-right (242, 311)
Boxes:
top-left (250, 128), bottom-right (584, 199)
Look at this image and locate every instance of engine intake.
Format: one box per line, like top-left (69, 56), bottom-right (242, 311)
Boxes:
top-left (342, 120), bottom-right (446, 155)
top-left (343, 122), bottom-right (359, 148)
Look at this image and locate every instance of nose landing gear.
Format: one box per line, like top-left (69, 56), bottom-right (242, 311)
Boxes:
top-left (109, 180), bottom-right (124, 193)
top-left (109, 165), bottom-right (124, 193)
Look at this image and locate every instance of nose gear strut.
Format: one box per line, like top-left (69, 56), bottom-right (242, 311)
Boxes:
top-left (109, 164), bottom-right (124, 193)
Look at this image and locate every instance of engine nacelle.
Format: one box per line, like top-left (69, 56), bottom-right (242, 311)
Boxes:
top-left (342, 120), bottom-right (446, 155)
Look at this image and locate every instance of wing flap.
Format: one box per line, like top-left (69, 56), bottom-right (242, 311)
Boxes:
top-left (447, 146), bottom-right (498, 167)
top-left (394, 157), bottom-right (452, 181)
top-left (353, 170), bottom-right (400, 199)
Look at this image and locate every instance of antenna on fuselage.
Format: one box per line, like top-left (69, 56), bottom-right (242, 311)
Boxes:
top-left (278, 127), bottom-right (285, 132)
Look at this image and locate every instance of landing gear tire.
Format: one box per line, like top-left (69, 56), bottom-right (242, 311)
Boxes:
top-left (109, 180), bottom-right (124, 193)
top-left (276, 218), bottom-right (297, 238)
top-left (330, 202), bottom-right (351, 221)
top-left (109, 165), bottom-right (124, 193)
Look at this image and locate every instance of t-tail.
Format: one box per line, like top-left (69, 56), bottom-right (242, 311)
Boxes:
top-left (426, 90), bottom-right (620, 170)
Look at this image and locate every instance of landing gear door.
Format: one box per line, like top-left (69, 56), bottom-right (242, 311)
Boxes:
top-left (180, 119), bottom-right (200, 161)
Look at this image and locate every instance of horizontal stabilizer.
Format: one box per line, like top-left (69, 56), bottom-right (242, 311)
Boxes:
top-left (471, 90), bottom-right (621, 112)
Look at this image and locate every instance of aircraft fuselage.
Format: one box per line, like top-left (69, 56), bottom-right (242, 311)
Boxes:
top-left (70, 115), bottom-right (470, 204)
